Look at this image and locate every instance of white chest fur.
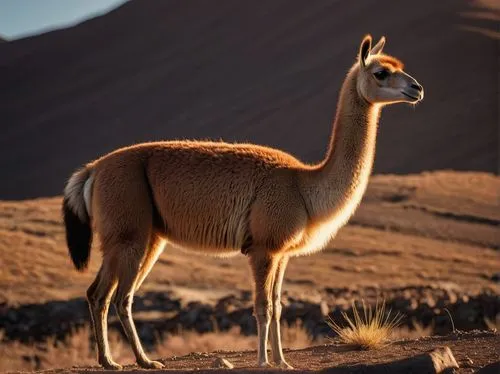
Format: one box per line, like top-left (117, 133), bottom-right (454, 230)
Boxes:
top-left (291, 180), bottom-right (368, 257)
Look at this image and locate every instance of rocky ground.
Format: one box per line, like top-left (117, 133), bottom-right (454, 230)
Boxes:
top-left (2, 287), bottom-right (499, 348)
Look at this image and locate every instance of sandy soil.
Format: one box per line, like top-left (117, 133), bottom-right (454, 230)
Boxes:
top-left (0, 0), bottom-right (498, 199)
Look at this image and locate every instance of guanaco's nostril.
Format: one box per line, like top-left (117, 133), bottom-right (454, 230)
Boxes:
top-left (411, 83), bottom-right (422, 91)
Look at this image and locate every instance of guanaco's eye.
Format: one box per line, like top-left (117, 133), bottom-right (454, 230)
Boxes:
top-left (373, 69), bottom-right (389, 80)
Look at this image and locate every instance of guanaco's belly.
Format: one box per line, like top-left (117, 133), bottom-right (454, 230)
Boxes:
top-left (154, 189), bottom-right (253, 257)
top-left (161, 233), bottom-right (243, 257)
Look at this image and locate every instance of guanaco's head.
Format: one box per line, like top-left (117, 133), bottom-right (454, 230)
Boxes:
top-left (356, 35), bottom-right (424, 105)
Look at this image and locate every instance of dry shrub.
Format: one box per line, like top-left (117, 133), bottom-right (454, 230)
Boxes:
top-left (326, 300), bottom-right (403, 349)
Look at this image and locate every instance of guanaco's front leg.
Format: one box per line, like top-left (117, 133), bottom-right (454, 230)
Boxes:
top-left (269, 255), bottom-right (293, 369)
top-left (249, 252), bottom-right (280, 367)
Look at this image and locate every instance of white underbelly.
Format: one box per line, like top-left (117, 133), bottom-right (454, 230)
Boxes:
top-left (165, 237), bottom-right (241, 258)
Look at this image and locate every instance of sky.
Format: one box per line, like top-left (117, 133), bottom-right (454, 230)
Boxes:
top-left (0, 0), bottom-right (128, 40)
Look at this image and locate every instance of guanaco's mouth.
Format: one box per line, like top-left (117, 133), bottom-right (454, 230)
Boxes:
top-left (401, 91), bottom-right (420, 101)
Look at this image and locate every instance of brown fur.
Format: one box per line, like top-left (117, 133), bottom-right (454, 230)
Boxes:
top-left (63, 34), bottom-right (423, 369)
top-left (378, 56), bottom-right (404, 70)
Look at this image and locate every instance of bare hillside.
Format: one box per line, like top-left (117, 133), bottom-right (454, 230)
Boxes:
top-left (1, 172), bottom-right (498, 340)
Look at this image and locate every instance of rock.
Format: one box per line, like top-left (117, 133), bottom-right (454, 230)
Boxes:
top-left (320, 301), bottom-right (330, 317)
top-left (320, 346), bottom-right (458, 374)
top-left (445, 290), bottom-right (458, 304)
top-left (392, 295), bottom-right (411, 310)
top-left (2, 288), bottom-right (499, 344)
top-left (212, 357), bottom-right (234, 369)
top-left (461, 356), bottom-right (474, 368)
top-left (478, 361), bottom-right (500, 374)
top-left (428, 347), bottom-right (459, 373)
top-left (491, 273), bottom-right (500, 283)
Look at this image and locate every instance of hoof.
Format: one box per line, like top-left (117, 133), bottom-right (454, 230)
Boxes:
top-left (258, 361), bottom-right (273, 368)
top-left (100, 360), bottom-right (123, 370)
top-left (138, 360), bottom-right (165, 369)
top-left (276, 360), bottom-right (294, 369)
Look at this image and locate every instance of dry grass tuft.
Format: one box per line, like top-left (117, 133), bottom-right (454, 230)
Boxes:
top-left (326, 300), bottom-right (403, 350)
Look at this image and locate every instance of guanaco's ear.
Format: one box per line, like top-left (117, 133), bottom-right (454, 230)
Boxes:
top-left (359, 34), bottom-right (372, 67)
top-left (371, 36), bottom-right (386, 55)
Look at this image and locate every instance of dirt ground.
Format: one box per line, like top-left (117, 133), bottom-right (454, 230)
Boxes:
top-left (32, 331), bottom-right (499, 373)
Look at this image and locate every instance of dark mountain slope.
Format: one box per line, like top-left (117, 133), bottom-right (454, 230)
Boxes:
top-left (0, 0), bottom-right (497, 199)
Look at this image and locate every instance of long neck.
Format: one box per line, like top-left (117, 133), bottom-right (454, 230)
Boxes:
top-left (299, 67), bottom-right (381, 220)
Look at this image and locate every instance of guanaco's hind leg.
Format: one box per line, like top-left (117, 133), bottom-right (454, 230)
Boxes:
top-left (112, 239), bottom-right (164, 369)
top-left (249, 252), bottom-right (280, 368)
top-left (86, 261), bottom-right (119, 369)
top-left (134, 234), bottom-right (166, 292)
top-left (269, 255), bottom-right (293, 368)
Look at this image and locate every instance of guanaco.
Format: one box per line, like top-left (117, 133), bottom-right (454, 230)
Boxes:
top-left (63, 35), bottom-right (423, 369)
